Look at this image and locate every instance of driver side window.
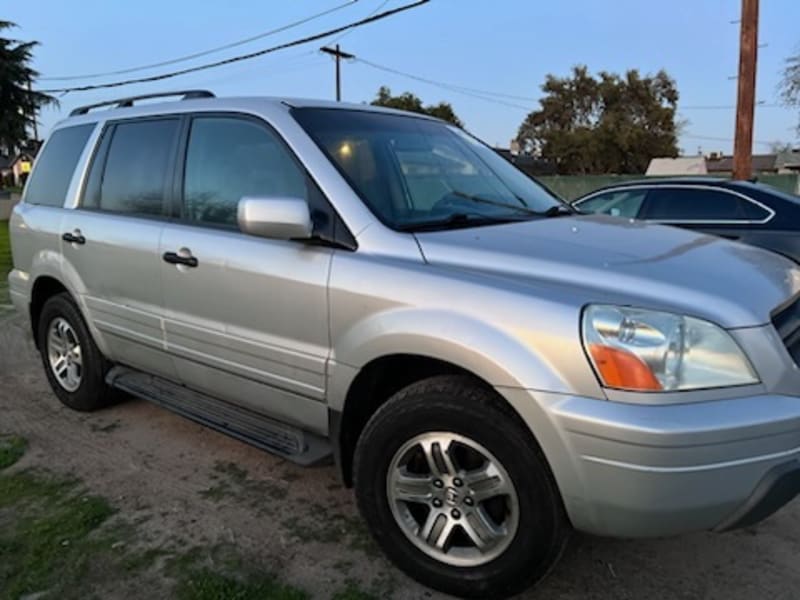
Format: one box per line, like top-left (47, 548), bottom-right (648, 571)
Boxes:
top-left (577, 189), bottom-right (646, 218)
top-left (183, 116), bottom-right (307, 227)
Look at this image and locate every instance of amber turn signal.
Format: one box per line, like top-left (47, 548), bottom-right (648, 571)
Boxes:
top-left (588, 344), bottom-right (662, 391)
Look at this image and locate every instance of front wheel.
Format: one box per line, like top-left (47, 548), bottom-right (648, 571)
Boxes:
top-left (353, 375), bottom-right (569, 599)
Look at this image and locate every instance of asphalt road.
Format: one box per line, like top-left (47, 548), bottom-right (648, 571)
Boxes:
top-left (1, 311), bottom-right (799, 599)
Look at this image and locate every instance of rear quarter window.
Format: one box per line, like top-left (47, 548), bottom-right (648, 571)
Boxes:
top-left (24, 124), bottom-right (95, 207)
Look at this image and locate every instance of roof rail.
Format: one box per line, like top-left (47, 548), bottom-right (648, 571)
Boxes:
top-left (69, 90), bottom-right (215, 116)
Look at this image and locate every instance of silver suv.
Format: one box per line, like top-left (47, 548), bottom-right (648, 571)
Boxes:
top-left (8, 91), bottom-right (800, 599)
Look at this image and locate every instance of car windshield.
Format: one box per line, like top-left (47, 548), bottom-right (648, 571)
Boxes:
top-left (292, 108), bottom-right (563, 231)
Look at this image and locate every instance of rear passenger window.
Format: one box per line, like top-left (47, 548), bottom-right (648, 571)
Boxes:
top-left (84, 119), bottom-right (179, 216)
top-left (182, 117), bottom-right (307, 226)
top-left (643, 188), bottom-right (749, 221)
top-left (24, 124), bottom-right (95, 207)
top-left (740, 198), bottom-right (770, 221)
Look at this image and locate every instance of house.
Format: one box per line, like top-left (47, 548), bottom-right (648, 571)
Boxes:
top-left (494, 148), bottom-right (557, 176)
top-left (645, 157), bottom-right (707, 176)
top-left (776, 151), bottom-right (800, 174)
top-left (646, 152), bottom-right (800, 177)
top-left (705, 153), bottom-right (780, 176)
top-left (9, 152), bottom-right (34, 187)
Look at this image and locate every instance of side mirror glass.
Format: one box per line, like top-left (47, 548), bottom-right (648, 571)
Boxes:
top-left (237, 196), bottom-right (313, 241)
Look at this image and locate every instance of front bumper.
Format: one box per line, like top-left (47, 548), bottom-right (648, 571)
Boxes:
top-left (502, 389), bottom-right (800, 538)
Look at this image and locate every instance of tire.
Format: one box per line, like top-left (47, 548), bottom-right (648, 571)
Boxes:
top-left (353, 375), bottom-right (569, 599)
top-left (37, 292), bottom-right (115, 412)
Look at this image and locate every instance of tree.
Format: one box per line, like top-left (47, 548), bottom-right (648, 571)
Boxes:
top-left (371, 86), bottom-right (463, 127)
top-left (780, 49), bottom-right (800, 135)
top-left (0, 21), bottom-right (56, 154)
top-left (769, 140), bottom-right (795, 154)
top-left (517, 66), bottom-right (680, 174)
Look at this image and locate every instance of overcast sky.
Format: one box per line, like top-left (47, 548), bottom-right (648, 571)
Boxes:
top-left (6, 0), bottom-right (800, 154)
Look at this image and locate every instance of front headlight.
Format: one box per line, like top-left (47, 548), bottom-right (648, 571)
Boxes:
top-left (582, 305), bottom-right (758, 392)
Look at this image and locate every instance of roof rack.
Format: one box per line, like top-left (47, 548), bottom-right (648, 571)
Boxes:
top-left (70, 90), bottom-right (215, 116)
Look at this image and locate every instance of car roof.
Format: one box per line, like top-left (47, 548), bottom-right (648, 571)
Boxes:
top-left (574, 176), bottom-right (794, 199)
top-left (54, 94), bottom-right (438, 130)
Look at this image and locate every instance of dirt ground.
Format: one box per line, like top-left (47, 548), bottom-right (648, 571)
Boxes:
top-left (1, 310), bottom-right (799, 600)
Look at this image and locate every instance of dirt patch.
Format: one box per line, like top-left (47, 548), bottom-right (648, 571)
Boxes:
top-left (1, 311), bottom-right (799, 599)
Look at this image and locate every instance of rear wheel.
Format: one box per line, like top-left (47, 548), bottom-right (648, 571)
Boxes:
top-left (37, 293), bottom-right (116, 411)
top-left (353, 375), bottom-right (569, 599)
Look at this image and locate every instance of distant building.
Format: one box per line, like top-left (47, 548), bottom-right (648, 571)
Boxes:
top-left (705, 153), bottom-right (779, 176)
top-left (494, 148), bottom-right (557, 176)
top-left (645, 157), bottom-right (707, 176)
top-left (646, 151), bottom-right (800, 177)
top-left (776, 151), bottom-right (800, 174)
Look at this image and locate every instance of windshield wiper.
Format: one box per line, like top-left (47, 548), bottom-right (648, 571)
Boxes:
top-left (396, 212), bottom-right (520, 232)
top-left (449, 190), bottom-right (539, 215)
top-left (542, 204), bottom-right (575, 217)
top-left (449, 190), bottom-right (573, 217)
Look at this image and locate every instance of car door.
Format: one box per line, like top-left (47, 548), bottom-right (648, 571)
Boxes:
top-left (639, 186), bottom-right (764, 241)
top-left (60, 117), bottom-right (181, 380)
top-left (159, 114), bottom-right (332, 433)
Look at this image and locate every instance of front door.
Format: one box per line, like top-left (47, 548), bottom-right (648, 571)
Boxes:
top-left (159, 114), bottom-right (332, 433)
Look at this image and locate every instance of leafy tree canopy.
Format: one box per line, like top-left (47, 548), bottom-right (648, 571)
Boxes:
top-left (0, 21), bottom-right (56, 153)
top-left (371, 86), bottom-right (463, 127)
top-left (517, 66), bottom-right (680, 174)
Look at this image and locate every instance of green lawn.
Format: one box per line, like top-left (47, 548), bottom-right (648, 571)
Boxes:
top-left (0, 221), bottom-right (11, 308)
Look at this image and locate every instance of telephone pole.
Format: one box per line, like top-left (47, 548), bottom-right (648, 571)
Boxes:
top-left (320, 45), bottom-right (355, 102)
top-left (27, 76), bottom-right (39, 141)
top-left (732, 0), bottom-right (759, 180)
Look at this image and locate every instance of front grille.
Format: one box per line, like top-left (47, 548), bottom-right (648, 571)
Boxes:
top-left (772, 296), bottom-right (800, 365)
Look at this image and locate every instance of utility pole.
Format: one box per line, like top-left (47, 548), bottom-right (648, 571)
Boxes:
top-left (320, 45), bottom-right (355, 102)
top-left (732, 0), bottom-right (759, 180)
top-left (27, 76), bottom-right (39, 141)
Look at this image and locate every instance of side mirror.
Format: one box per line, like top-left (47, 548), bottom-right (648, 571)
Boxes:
top-left (237, 196), bottom-right (313, 241)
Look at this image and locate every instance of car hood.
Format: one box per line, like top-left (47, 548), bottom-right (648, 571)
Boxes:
top-left (415, 214), bottom-right (800, 328)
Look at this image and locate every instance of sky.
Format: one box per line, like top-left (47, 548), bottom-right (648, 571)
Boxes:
top-left (6, 0), bottom-right (800, 155)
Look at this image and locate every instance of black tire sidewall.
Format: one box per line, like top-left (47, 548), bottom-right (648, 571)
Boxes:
top-left (354, 376), bottom-right (567, 599)
top-left (37, 293), bottom-right (109, 411)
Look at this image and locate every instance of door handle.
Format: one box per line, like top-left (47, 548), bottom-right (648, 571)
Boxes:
top-left (163, 251), bottom-right (199, 268)
top-left (62, 231), bottom-right (86, 245)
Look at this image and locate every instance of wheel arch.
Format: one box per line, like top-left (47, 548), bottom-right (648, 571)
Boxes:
top-left (332, 352), bottom-right (563, 494)
top-left (29, 275), bottom-right (71, 349)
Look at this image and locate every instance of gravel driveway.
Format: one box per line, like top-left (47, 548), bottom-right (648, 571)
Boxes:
top-left (1, 311), bottom-right (798, 599)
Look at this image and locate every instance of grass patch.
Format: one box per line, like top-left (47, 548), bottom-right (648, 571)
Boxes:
top-left (0, 471), bottom-right (117, 599)
top-left (175, 568), bottom-right (307, 600)
top-left (167, 544), bottom-right (307, 600)
top-left (199, 461), bottom-right (288, 505)
top-left (0, 435), bottom-right (27, 470)
top-left (0, 221), bottom-right (11, 308)
top-left (0, 439), bottom-right (319, 599)
top-left (332, 582), bottom-right (378, 600)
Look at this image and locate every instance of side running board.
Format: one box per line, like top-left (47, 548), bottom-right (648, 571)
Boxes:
top-left (106, 366), bottom-right (332, 466)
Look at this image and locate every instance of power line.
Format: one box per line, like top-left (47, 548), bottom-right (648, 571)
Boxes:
top-left (326, 0), bottom-right (391, 45)
top-left (39, 0), bottom-right (360, 81)
top-left (357, 57), bottom-right (789, 113)
top-left (355, 57), bottom-right (538, 104)
top-left (38, 0), bottom-right (429, 94)
top-left (680, 102), bottom-right (780, 110)
top-left (682, 133), bottom-right (773, 146)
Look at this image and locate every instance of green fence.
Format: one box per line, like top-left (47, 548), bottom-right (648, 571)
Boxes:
top-left (538, 174), bottom-right (800, 201)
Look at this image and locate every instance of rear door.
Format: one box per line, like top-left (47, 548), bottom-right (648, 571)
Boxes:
top-left (159, 114), bottom-right (333, 433)
top-left (60, 117), bottom-right (181, 379)
top-left (10, 124), bottom-right (96, 307)
top-left (640, 186), bottom-right (769, 240)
